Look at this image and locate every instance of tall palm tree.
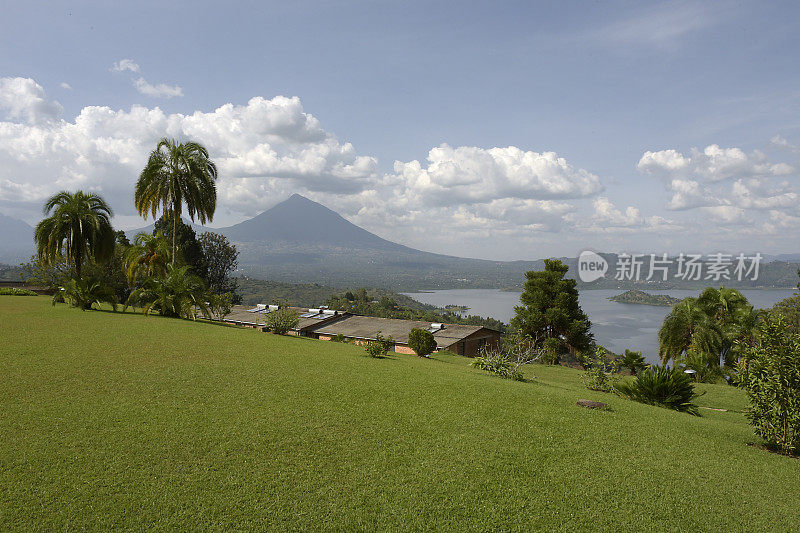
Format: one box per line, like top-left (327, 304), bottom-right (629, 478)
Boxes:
top-left (123, 231), bottom-right (172, 285)
top-left (134, 138), bottom-right (217, 264)
top-left (34, 191), bottom-right (115, 279)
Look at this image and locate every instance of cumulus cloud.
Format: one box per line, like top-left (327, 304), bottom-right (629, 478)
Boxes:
top-left (701, 205), bottom-right (748, 225)
top-left (59, 82), bottom-right (72, 90)
top-left (771, 134), bottom-right (800, 153)
top-left (565, 197), bottom-right (680, 233)
top-left (638, 144), bottom-right (793, 182)
top-left (0, 77), bottom-right (62, 124)
top-left (111, 59), bottom-right (140, 73)
top-left (665, 179), bottom-right (716, 210)
top-left (731, 178), bottom-right (798, 210)
top-left (391, 144), bottom-right (603, 206)
top-left (133, 77), bottom-right (183, 99)
top-left (111, 59), bottom-right (183, 99)
top-left (0, 86), bottom-right (378, 221)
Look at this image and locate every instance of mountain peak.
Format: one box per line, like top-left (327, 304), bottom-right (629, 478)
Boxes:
top-left (220, 194), bottom-right (407, 252)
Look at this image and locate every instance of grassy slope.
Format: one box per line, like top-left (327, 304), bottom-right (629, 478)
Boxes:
top-left (1, 297), bottom-right (798, 531)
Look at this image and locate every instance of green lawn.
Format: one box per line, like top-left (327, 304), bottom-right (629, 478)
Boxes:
top-left (1, 297), bottom-right (798, 531)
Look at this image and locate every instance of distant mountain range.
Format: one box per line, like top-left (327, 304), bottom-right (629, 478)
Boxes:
top-left (0, 214), bottom-right (34, 263)
top-left (3, 194), bottom-right (799, 290)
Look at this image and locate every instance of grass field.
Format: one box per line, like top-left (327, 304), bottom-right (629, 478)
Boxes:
top-left (2, 296), bottom-right (799, 531)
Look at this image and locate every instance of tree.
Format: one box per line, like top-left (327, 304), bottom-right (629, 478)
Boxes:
top-left (198, 232), bottom-right (239, 296)
top-left (511, 259), bottom-right (593, 359)
top-left (153, 214), bottom-right (207, 279)
top-left (55, 277), bottom-right (118, 311)
top-left (408, 328), bottom-right (437, 357)
top-left (135, 138), bottom-right (218, 265)
top-left (658, 287), bottom-right (758, 366)
top-left (265, 308), bottom-right (300, 335)
top-left (735, 315), bottom-right (800, 455)
top-left (34, 191), bottom-right (115, 279)
top-left (126, 264), bottom-right (210, 320)
top-left (124, 231), bottom-right (172, 285)
top-left (658, 298), bottom-right (722, 365)
top-left (620, 349), bottom-right (647, 375)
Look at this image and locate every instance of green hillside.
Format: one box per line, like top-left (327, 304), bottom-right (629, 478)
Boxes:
top-left (2, 297), bottom-right (799, 530)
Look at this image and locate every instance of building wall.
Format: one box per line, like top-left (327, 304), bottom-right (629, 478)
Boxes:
top-left (393, 344), bottom-right (416, 355)
top-left (444, 329), bottom-right (501, 357)
top-left (318, 334), bottom-right (332, 341)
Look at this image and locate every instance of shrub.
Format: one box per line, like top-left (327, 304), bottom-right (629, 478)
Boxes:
top-left (126, 265), bottom-right (209, 320)
top-left (55, 277), bottom-right (117, 311)
top-left (619, 349), bottom-right (647, 375)
top-left (208, 292), bottom-right (233, 320)
top-left (735, 316), bottom-right (800, 455)
top-left (331, 334), bottom-right (347, 343)
top-left (265, 308), bottom-right (300, 335)
top-left (471, 333), bottom-right (541, 381)
top-left (581, 347), bottom-right (620, 392)
top-left (616, 366), bottom-right (702, 415)
top-left (365, 332), bottom-right (394, 358)
top-left (542, 337), bottom-right (567, 365)
top-left (0, 287), bottom-right (37, 296)
top-left (675, 349), bottom-right (725, 383)
top-left (408, 328), bottom-right (437, 357)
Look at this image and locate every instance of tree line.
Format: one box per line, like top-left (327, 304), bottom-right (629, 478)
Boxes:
top-left (29, 138), bottom-right (239, 319)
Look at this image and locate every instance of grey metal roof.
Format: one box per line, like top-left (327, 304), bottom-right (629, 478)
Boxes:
top-left (216, 305), bottom-right (344, 329)
top-left (310, 315), bottom-right (492, 347)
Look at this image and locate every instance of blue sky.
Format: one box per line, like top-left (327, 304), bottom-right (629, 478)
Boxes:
top-left (1, 0), bottom-right (799, 259)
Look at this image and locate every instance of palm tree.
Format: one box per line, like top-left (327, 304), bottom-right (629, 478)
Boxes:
top-left (123, 231), bottom-right (172, 285)
top-left (34, 191), bottom-right (115, 279)
top-left (126, 264), bottom-right (210, 320)
top-left (134, 138), bottom-right (217, 264)
top-left (658, 298), bottom-right (722, 364)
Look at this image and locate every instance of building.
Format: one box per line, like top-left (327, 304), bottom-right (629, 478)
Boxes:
top-left (217, 305), bottom-right (501, 357)
top-left (309, 315), bottom-right (501, 357)
top-left (218, 305), bottom-right (346, 334)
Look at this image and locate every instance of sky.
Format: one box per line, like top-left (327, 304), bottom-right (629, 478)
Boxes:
top-left (1, 0), bottom-right (799, 260)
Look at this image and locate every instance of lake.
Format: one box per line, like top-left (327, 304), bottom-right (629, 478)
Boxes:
top-left (402, 288), bottom-right (797, 364)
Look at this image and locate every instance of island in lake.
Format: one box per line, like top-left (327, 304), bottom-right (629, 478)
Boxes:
top-left (608, 289), bottom-right (682, 307)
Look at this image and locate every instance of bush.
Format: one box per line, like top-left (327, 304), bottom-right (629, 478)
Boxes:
top-left (0, 287), bottom-right (37, 296)
top-left (408, 328), bottom-right (437, 357)
top-left (55, 277), bottom-right (117, 311)
top-left (542, 337), bottom-right (567, 365)
top-left (365, 332), bottom-right (394, 358)
top-left (471, 333), bottom-right (541, 381)
top-left (581, 347), bottom-right (620, 392)
top-left (619, 349), bottom-right (647, 375)
top-left (331, 334), bottom-right (347, 343)
top-left (735, 316), bottom-right (800, 455)
top-left (616, 366), bottom-right (702, 415)
top-left (208, 292), bottom-right (233, 320)
top-left (674, 349), bottom-right (727, 383)
top-left (265, 308), bottom-right (300, 335)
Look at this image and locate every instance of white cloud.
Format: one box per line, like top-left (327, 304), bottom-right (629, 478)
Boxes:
top-left (0, 87), bottom-right (378, 222)
top-left (0, 77), bottom-right (62, 124)
top-left (111, 59), bottom-right (140, 73)
top-left (665, 179), bottom-right (715, 210)
top-left (133, 77), bottom-right (184, 99)
top-left (701, 205), bottom-right (748, 225)
top-left (731, 178), bottom-right (798, 210)
top-left (59, 82), bottom-right (72, 90)
top-left (391, 144), bottom-right (603, 206)
top-left (565, 196), bottom-right (680, 233)
top-left (771, 134), bottom-right (800, 153)
top-left (638, 144), bottom-right (794, 182)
